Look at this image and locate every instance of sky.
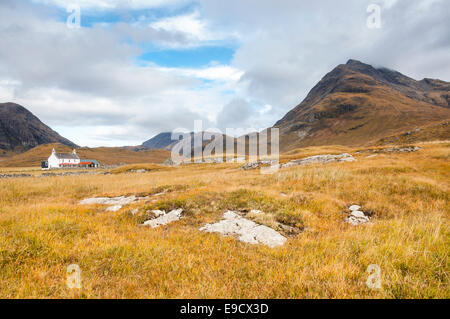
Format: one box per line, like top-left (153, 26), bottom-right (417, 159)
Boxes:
top-left (0, 0), bottom-right (449, 147)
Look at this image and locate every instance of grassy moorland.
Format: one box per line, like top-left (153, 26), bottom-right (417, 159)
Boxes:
top-left (0, 142), bottom-right (448, 298)
top-left (0, 143), bottom-right (170, 167)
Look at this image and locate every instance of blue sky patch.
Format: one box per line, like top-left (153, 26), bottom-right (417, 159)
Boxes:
top-left (139, 46), bottom-right (235, 68)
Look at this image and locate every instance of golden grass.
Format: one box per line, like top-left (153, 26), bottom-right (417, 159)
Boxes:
top-left (0, 142), bottom-right (448, 298)
top-left (109, 163), bottom-right (172, 175)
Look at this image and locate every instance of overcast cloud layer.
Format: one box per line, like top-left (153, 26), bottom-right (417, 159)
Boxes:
top-left (0, 0), bottom-right (449, 146)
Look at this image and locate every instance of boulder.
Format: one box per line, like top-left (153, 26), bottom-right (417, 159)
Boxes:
top-left (200, 211), bottom-right (287, 248)
top-left (142, 209), bottom-right (183, 228)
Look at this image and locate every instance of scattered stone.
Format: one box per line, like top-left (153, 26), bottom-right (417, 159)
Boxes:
top-left (40, 171), bottom-right (97, 177)
top-left (281, 153), bottom-right (356, 168)
top-left (249, 209), bottom-right (262, 215)
top-left (200, 211), bottom-right (287, 248)
top-left (355, 146), bottom-right (421, 154)
top-left (241, 162), bottom-right (261, 170)
top-left (241, 160), bottom-right (279, 170)
top-left (0, 173), bottom-right (33, 179)
top-left (131, 209), bottom-right (139, 215)
top-left (366, 154), bottom-right (378, 159)
top-left (345, 205), bottom-right (370, 225)
top-left (142, 209), bottom-right (183, 228)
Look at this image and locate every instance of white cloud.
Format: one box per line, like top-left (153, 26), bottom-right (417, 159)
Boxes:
top-left (156, 65), bottom-right (243, 82)
top-left (149, 10), bottom-right (239, 47)
top-left (150, 12), bottom-right (206, 40)
top-left (31, 0), bottom-right (190, 10)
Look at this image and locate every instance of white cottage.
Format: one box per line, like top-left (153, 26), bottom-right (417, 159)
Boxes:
top-left (47, 148), bottom-right (80, 169)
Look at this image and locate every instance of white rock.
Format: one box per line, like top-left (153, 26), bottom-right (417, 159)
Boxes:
top-left (200, 211), bottom-right (287, 248)
top-left (131, 209), bottom-right (139, 215)
top-left (143, 209), bottom-right (183, 228)
top-left (152, 210), bottom-right (166, 216)
top-left (249, 209), bottom-right (262, 214)
top-left (350, 210), bottom-right (366, 218)
top-left (106, 205), bottom-right (122, 212)
top-left (346, 208), bottom-right (370, 225)
top-left (281, 153), bottom-right (356, 168)
top-left (349, 205), bottom-right (362, 211)
top-left (79, 196), bottom-right (137, 206)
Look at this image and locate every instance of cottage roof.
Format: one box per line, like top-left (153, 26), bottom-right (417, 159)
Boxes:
top-left (51, 148), bottom-right (79, 160)
top-left (54, 153), bottom-right (80, 160)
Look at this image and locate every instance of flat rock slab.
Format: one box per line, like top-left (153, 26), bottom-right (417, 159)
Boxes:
top-left (200, 211), bottom-right (287, 248)
top-left (241, 160), bottom-right (278, 171)
top-left (79, 196), bottom-right (137, 206)
top-left (355, 146), bottom-right (421, 154)
top-left (105, 205), bottom-right (123, 212)
top-left (142, 209), bottom-right (183, 228)
top-left (281, 153), bottom-right (356, 168)
top-left (79, 195), bottom-right (145, 212)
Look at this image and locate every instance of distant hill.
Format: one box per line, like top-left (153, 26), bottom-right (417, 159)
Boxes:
top-left (274, 60), bottom-right (450, 151)
top-left (0, 102), bottom-right (77, 153)
top-left (0, 143), bottom-right (170, 167)
top-left (142, 132), bottom-right (176, 150)
top-left (142, 132), bottom-right (237, 156)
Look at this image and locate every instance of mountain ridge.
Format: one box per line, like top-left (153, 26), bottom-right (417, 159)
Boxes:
top-left (274, 59), bottom-right (450, 151)
top-left (0, 102), bottom-right (78, 153)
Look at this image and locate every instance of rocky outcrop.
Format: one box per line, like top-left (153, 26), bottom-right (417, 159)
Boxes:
top-left (241, 160), bottom-right (278, 170)
top-left (200, 211), bottom-right (287, 248)
top-left (240, 154), bottom-right (356, 171)
top-left (142, 209), bottom-right (184, 228)
top-left (355, 146), bottom-right (421, 154)
top-left (281, 153), bottom-right (356, 168)
top-left (79, 195), bottom-right (147, 212)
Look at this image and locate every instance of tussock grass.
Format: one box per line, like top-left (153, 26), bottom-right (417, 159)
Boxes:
top-left (0, 142), bottom-right (448, 298)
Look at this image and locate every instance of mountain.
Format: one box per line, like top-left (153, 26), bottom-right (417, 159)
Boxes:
top-left (0, 102), bottom-right (77, 153)
top-left (142, 132), bottom-right (176, 150)
top-left (143, 132), bottom-right (236, 154)
top-left (274, 60), bottom-right (450, 151)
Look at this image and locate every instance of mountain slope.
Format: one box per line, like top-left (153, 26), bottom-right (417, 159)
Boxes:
top-left (0, 102), bottom-right (77, 152)
top-left (142, 132), bottom-right (176, 150)
top-left (143, 132), bottom-right (237, 157)
top-left (274, 60), bottom-right (450, 151)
